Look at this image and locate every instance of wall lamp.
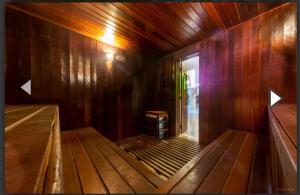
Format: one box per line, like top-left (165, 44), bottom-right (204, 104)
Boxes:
top-left (106, 52), bottom-right (114, 62)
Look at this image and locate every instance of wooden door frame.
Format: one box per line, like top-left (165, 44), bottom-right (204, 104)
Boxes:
top-left (175, 52), bottom-right (200, 137)
top-left (175, 59), bottom-right (182, 136)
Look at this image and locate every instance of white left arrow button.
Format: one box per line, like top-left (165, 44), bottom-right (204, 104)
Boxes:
top-left (21, 80), bottom-right (31, 95)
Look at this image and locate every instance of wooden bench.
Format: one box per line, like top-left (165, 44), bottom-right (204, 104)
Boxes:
top-left (5, 105), bottom-right (63, 193)
top-left (61, 127), bottom-right (164, 194)
top-left (5, 105), bottom-right (278, 194)
top-left (268, 104), bottom-right (296, 193)
top-left (157, 129), bottom-right (262, 193)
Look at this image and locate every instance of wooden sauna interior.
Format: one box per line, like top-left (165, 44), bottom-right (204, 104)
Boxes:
top-left (5, 2), bottom-right (297, 194)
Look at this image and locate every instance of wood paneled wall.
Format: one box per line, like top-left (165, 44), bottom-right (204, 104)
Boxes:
top-left (5, 7), bottom-right (154, 141)
top-left (152, 3), bottom-right (296, 144)
top-left (229, 3), bottom-right (296, 133)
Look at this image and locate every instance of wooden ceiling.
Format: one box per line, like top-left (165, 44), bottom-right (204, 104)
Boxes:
top-left (6, 2), bottom-right (283, 57)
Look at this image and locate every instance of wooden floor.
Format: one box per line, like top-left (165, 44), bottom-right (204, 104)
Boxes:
top-left (157, 129), bottom-right (263, 193)
top-left (5, 105), bottom-right (272, 194)
top-left (116, 134), bottom-right (205, 180)
top-left (61, 128), bottom-right (164, 194)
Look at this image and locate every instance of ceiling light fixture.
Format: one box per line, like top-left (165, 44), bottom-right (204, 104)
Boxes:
top-left (100, 27), bottom-right (115, 46)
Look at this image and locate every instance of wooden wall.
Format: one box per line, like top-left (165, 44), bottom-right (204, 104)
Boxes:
top-left (5, 7), bottom-right (154, 141)
top-left (152, 3), bottom-right (296, 144)
top-left (5, 3), bottom-right (297, 143)
top-left (229, 3), bottom-right (296, 133)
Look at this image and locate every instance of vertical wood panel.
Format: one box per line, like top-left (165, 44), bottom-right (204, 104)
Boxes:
top-left (6, 7), bottom-right (153, 141)
top-left (58, 27), bottom-right (70, 130)
top-left (83, 36), bottom-right (91, 126)
top-left (153, 3), bottom-right (296, 144)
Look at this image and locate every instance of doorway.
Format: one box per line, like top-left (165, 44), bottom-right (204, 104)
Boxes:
top-left (179, 56), bottom-right (199, 140)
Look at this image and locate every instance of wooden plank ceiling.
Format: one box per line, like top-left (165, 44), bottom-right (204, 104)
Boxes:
top-left (6, 2), bottom-right (283, 57)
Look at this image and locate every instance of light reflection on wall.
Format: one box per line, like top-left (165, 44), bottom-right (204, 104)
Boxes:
top-left (284, 13), bottom-right (296, 45)
top-left (106, 61), bottom-right (113, 73)
top-left (78, 55), bottom-right (84, 84)
top-left (84, 56), bottom-right (91, 87)
top-left (69, 53), bottom-right (75, 85)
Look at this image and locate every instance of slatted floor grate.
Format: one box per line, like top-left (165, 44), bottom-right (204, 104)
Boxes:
top-left (116, 134), bottom-right (205, 180)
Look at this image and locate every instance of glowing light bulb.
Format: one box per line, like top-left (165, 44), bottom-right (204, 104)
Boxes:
top-left (106, 52), bottom-right (114, 61)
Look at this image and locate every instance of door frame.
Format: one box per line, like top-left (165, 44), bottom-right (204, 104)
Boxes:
top-left (175, 52), bottom-right (200, 137)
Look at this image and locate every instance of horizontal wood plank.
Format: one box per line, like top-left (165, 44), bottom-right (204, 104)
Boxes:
top-left (196, 131), bottom-right (248, 193)
top-left (6, 2), bottom-right (284, 56)
top-left (82, 128), bottom-right (157, 193)
top-left (268, 104), bottom-right (297, 193)
top-left (97, 132), bottom-right (164, 188)
top-left (61, 133), bottom-right (82, 193)
top-left (66, 131), bottom-right (107, 194)
top-left (75, 129), bottom-right (134, 194)
top-left (169, 131), bottom-right (237, 193)
top-left (5, 105), bottom-right (48, 131)
top-left (221, 133), bottom-right (258, 193)
top-left (5, 105), bottom-right (59, 193)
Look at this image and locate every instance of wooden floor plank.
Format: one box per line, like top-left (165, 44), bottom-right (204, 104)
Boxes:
top-left (83, 128), bottom-right (157, 193)
top-left (96, 131), bottom-right (164, 188)
top-left (221, 133), bottom-right (257, 193)
top-left (61, 133), bottom-right (82, 193)
top-left (124, 139), bottom-right (182, 171)
top-left (169, 131), bottom-right (237, 193)
top-left (66, 131), bottom-right (107, 194)
top-left (196, 132), bottom-right (248, 193)
top-left (143, 148), bottom-right (184, 168)
top-left (157, 130), bottom-right (234, 193)
top-left (60, 127), bottom-right (263, 194)
top-left (117, 132), bottom-right (203, 180)
top-left (132, 149), bottom-right (175, 178)
top-left (75, 130), bottom-right (134, 194)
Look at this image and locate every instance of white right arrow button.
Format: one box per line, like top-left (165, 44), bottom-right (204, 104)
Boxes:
top-left (270, 90), bottom-right (281, 107)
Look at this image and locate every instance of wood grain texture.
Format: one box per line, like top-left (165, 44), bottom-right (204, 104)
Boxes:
top-left (5, 2), bottom-right (283, 57)
top-left (61, 133), bottom-right (82, 193)
top-left (268, 104), bottom-right (297, 193)
top-left (157, 130), bottom-right (233, 193)
top-left (5, 7), bottom-right (154, 141)
top-left (151, 3), bottom-right (296, 144)
top-left (157, 129), bottom-right (261, 193)
top-left (83, 128), bottom-right (157, 193)
top-left (75, 130), bottom-right (134, 194)
top-left (221, 133), bottom-right (258, 193)
top-left (5, 105), bottom-right (47, 131)
top-left (65, 131), bottom-right (107, 193)
top-left (61, 127), bottom-right (162, 193)
top-left (96, 132), bottom-right (164, 188)
top-left (196, 132), bottom-right (248, 193)
top-left (44, 106), bottom-right (63, 193)
top-left (169, 131), bottom-right (237, 193)
top-left (5, 105), bottom-right (61, 194)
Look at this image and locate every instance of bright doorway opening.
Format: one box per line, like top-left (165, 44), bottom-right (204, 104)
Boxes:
top-left (180, 56), bottom-right (199, 140)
